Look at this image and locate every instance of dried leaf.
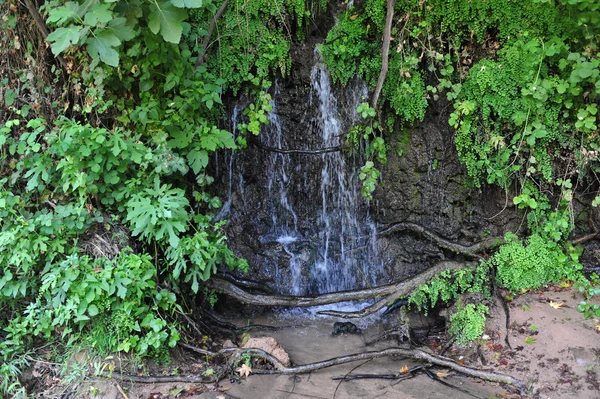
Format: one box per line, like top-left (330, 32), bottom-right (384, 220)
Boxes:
top-left (595, 323), bottom-right (600, 333)
top-left (236, 363), bottom-right (252, 378)
top-left (191, 363), bottom-right (204, 369)
top-left (399, 365), bottom-right (409, 374)
top-left (549, 301), bottom-right (564, 310)
top-left (436, 371), bottom-right (449, 378)
top-left (349, 14), bottom-right (359, 20)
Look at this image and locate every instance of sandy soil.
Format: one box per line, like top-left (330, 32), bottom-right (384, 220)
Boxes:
top-left (27, 286), bottom-right (600, 399)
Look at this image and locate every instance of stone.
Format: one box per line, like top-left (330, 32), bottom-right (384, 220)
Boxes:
top-left (222, 339), bottom-right (237, 348)
top-left (242, 337), bottom-right (290, 366)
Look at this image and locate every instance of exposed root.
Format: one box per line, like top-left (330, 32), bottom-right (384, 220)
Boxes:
top-left (209, 261), bottom-right (471, 319)
top-left (378, 222), bottom-right (503, 258)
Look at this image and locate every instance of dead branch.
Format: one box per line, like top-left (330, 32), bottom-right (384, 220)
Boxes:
top-left (195, 0), bottom-right (229, 69)
top-left (254, 141), bottom-right (343, 155)
top-left (209, 261), bottom-right (469, 309)
top-left (378, 222), bottom-right (503, 257)
top-left (572, 231), bottom-right (599, 246)
top-left (22, 0), bottom-right (69, 70)
top-left (371, 0), bottom-right (395, 109)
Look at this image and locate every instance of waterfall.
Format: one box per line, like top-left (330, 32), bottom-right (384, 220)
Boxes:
top-left (225, 52), bottom-right (385, 296)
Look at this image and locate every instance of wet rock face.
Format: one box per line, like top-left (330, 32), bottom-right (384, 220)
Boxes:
top-left (373, 101), bottom-right (520, 281)
top-left (214, 40), bottom-right (521, 294)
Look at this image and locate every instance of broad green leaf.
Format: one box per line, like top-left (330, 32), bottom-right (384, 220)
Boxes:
top-left (171, 0), bottom-right (203, 7)
top-left (187, 148), bottom-right (208, 174)
top-left (87, 304), bottom-right (99, 316)
top-left (107, 17), bottom-right (137, 41)
top-left (148, 1), bottom-right (187, 43)
top-left (114, 0), bottom-right (143, 23)
top-left (4, 88), bottom-right (17, 106)
top-left (47, 26), bottom-right (83, 55)
top-left (46, 3), bottom-right (78, 25)
top-left (83, 3), bottom-right (113, 26)
top-left (86, 29), bottom-right (121, 66)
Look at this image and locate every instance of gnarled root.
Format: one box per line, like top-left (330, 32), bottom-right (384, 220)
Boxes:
top-left (378, 222), bottom-right (503, 258)
top-left (208, 261), bottom-right (470, 311)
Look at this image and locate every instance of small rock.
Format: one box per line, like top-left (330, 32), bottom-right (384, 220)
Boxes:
top-left (243, 337), bottom-right (290, 366)
top-left (482, 334), bottom-right (491, 340)
top-left (222, 339), bottom-right (237, 348)
top-left (332, 321), bottom-right (362, 335)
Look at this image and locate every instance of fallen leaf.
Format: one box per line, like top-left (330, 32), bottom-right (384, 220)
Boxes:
top-left (399, 365), bottom-right (409, 374)
top-left (349, 14), bottom-right (359, 20)
top-left (595, 323), bottom-right (600, 333)
top-left (435, 371), bottom-right (449, 378)
top-left (168, 387), bottom-right (184, 396)
top-left (191, 363), bottom-right (204, 369)
top-left (549, 301), bottom-right (564, 310)
top-left (236, 363), bottom-right (252, 378)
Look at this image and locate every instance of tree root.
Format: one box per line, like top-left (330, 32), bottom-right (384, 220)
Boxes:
top-left (377, 222), bottom-right (503, 258)
top-left (209, 261), bottom-right (470, 315)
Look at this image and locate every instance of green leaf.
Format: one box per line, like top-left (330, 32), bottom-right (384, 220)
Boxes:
top-left (47, 26), bottom-right (83, 55)
top-left (4, 88), bottom-right (17, 106)
top-left (187, 148), bottom-right (208, 174)
top-left (106, 17), bottom-right (137, 41)
top-left (84, 3), bottom-right (113, 26)
top-left (86, 29), bottom-right (121, 66)
top-left (148, 1), bottom-right (187, 43)
top-left (46, 2), bottom-right (79, 24)
top-left (171, 0), bottom-right (203, 7)
top-left (87, 304), bottom-right (99, 316)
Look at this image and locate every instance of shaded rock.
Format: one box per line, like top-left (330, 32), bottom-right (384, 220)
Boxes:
top-left (222, 339), bottom-right (237, 348)
top-left (243, 337), bottom-right (290, 366)
top-left (332, 321), bottom-right (361, 335)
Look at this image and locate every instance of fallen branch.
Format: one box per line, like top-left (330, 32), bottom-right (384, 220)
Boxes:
top-left (115, 344), bottom-right (524, 390)
top-left (195, 0), bottom-right (229, 68)
top-left (378, 222), bottom-right (503, 258)
top-left (572, 231), bottom-right (599, 246)
top-left (244, 346), bottom-right (523, 388)
top-left (209, 261), bottom-right (469, 309)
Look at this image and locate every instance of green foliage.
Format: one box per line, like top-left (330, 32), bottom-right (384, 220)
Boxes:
top-left (449, 303), bottom-right (489, 344)
top-left (197, 0), bottom-right (306, 93)
top-left (1, 0), bottom-right (280, 393)
top-left (349, 103), bottom-right (387, 200)
top-left (320, 10), bottom-right (377, 86)
top-left (408, 264), bottom-right (491, 312)
top-left (491, 233), bottom-right (582, 291)
top-left (44, 0), bottom-right (205, 65)
top-left (575, 273), bottom-right (600, 318)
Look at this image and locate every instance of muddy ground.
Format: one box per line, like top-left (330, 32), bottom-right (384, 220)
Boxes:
top-left (28, 285), bottom-right (600, 399)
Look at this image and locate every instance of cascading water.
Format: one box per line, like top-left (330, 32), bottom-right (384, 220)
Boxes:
top-left (224, 51), bottom-right (386, 297)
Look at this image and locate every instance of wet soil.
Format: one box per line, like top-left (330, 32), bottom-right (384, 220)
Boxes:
top-left (30, 286), bottom-right (600, 399)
